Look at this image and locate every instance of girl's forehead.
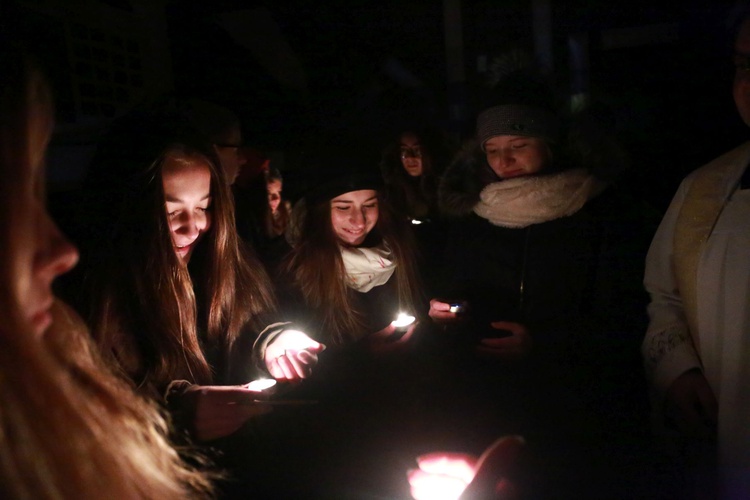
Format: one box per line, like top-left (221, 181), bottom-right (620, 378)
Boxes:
top-left (162, 155), bottom-right (211, 175)
top-left (331, 189), bottom-right (378, 202)
top-left (400, 133), bottom-right (419, 144)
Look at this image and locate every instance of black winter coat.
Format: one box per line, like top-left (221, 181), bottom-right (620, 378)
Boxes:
top-left (436, 145), bottom-right (653, 359)
top-left (425, 143), bottom-right (658, 497)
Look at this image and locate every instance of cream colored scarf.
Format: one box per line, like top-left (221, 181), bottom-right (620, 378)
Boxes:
top-left (473, 168), bottom-right (602, 228)
top-left (340, 242), bottom-right (396, 292)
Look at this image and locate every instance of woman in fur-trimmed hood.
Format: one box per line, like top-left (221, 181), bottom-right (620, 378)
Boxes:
top-left (430, 69), bottom-right (647, 353)
top-left (439, 71), bottom-right (628, 220)
top-left (424, 69), bottom-right (659, 497)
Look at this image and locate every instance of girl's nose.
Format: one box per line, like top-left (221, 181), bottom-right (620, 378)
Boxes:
top-left (350, 209), bottom-right (365, 227)
top-left (37, 215), bottom-right (79, 281)
top-left (177, 212), bottom-right (201, 237)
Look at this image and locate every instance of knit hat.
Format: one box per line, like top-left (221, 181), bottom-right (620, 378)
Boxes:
top-left (305, 169), bottom-right (383, 204)
top-left (297, 143), bottom-right (384, 204)
top-left (476, 69), bottom-right (560, 147)
top-left (477, 104), bottom-right (559, 146)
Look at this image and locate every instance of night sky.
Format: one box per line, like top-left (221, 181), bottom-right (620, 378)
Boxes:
top-left (165, 0), bottom-right (749, 209)
top-left (5, 0), bottom-right (750, 210)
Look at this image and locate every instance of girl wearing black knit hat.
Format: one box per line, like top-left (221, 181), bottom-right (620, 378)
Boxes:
top-left (245, 158), bottom-right (429, 498)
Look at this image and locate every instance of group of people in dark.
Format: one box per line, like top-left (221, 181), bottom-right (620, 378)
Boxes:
top-left (4, 5), bottom-right (750, 500)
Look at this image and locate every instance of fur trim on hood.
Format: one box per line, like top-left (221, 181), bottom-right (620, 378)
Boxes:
top-left (438, 106), bottom-right (629, 218)
top-left (438, 139), bottom-right (495, 217)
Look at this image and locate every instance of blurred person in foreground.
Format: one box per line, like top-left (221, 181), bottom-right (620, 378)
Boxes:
top-left (0, 43), bottom-right (214, 499)
top-left (408, 436), bottom-right (526, 500)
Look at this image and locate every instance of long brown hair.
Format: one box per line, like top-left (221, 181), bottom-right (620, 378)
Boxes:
top-left (84, 119), bottom-right (277, 393)
top-left (379, 128), bottom-right (452, 219)
top-left (283, 190), bottom-right (422, 345)
top-left (265, 169), bottom-right (290, 237)
top-left (0, 45), bottom-right (213, 499)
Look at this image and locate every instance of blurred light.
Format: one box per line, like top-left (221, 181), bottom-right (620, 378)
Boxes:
top-left (409, 473), bottom-right (468, 500)
top-left (245, 378), bottom-right (277, 391)
top-left (392, 312), bottom-right (416, 332)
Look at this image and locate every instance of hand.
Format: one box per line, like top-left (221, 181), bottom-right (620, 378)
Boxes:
top-left (264, 329), bottom-right (325, 382)
top-left (664, 368), bottom-right (718, 439)
top-left (474, 321), bottom-right (532, 361)
top-left (367, 321), bottom-right (417, 355)
top-left (408, 435), bottom-right (525, 500)
top-left (429, 299), bottom-right (466, 324)
top-left (183, 385), bottom-right (273, 442)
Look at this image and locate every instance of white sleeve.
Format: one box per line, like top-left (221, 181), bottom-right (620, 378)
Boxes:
top-left (642, 175), bottom-right (702, 396)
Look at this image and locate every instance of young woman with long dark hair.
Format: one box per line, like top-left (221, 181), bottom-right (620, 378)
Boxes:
top-left (282, 169), bottom-right (423, 348)
top-left (73, 101), bottom-right (323, 443)
top-left (246, 164), bottom-right (430, 498)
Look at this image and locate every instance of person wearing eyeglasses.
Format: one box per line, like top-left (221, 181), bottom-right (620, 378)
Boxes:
top-left (185, 98), bottom-right (247, 185)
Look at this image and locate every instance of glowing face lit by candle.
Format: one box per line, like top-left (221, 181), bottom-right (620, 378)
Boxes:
top-left (330, 189), bottom-right (379, 247)
top-left (162, 157), bottom-right (213, 263)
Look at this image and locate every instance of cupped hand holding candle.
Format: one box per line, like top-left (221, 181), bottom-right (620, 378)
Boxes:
top-left (408, 435), bottom-right (525, 500)
top-left (244, 378), bottom-right (277, 392)
top-left (264, 329), bottom-right (325, 381)
top-left (367, 312), bottom-right (417, 354)
top-left (391, 312), bottom-right (416, 332)
top-left (408, 452), bottom-right (475, 500)
top-left (428, 299), bottom-right (468, 323)
top-left (181, 384), bottom-right (278, 442)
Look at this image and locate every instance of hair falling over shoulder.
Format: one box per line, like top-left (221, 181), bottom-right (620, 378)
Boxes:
top-left (283, 194), bottom-right (423, 345)
top-left (85, 142), bottom-right (277, 392)
top-left (0, 44), bottom-right (214, 499)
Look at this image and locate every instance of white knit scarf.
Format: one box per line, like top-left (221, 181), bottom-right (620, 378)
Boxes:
top-left (340, 242), bottom-right (396, 292)
top-left (473, 168), bottom-right (603, 228)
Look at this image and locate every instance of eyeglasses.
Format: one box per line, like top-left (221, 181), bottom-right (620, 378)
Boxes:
top-left (400, 147), bottom-right (422, 159)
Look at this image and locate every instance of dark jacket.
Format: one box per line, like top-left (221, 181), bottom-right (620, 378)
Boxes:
top-left (427, 142), bottom-right (658, 497)
top-left (243, 270), bottom-right (428, 498)
top-left (437, 143), bottom-right (653, 357)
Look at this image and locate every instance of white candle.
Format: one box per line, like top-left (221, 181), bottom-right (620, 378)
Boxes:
top-left (391, 312), bottom-right (416, 332)
top-left (245, 378), bottom-right (277, 392)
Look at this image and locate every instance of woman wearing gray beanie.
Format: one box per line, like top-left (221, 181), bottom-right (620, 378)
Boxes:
top-left (425, 68), bottom-right (659, 497)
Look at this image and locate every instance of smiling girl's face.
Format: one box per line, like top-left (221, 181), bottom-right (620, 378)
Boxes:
top-left (162, 156), bottom-right (212, 263)
top-left (330, 189), bottom-right (379, 247)
top-left (483, 135), bottom-right (550, 179)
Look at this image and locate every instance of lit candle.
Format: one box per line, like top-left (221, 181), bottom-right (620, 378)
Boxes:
top-left (245, 378), bottom-right (277, 392)
top-left (449, 302), bottom-right (465, 314)
top-left (391, 312), bottom-right (416, 333)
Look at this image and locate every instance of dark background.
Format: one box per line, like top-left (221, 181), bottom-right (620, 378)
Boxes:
top-left (4, 0), bottom-right (749, 211)
top-left (165, 0), bottom-right (749, 209)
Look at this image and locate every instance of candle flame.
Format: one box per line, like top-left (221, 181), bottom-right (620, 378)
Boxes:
top-left (245, 378), bottom-right (277, 392)
top-left (392, 312), bottom-right (416, 328)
